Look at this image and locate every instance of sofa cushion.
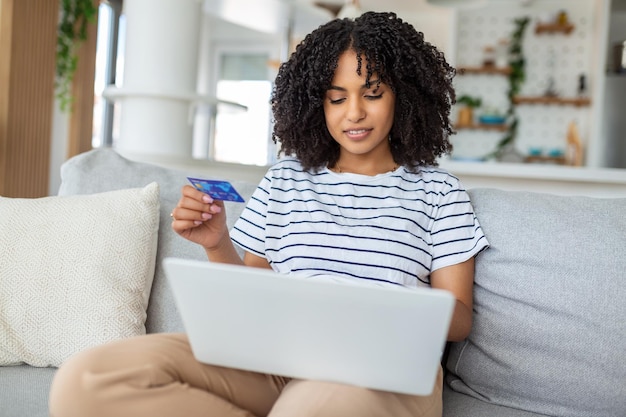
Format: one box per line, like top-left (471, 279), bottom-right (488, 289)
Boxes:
top-left (445, 188), bottom-right (626, 417)
top-left (57, 149), bottom-right (258, 334)
top-left (0, 365), bottom-right (56, 417)
top-left (443, 385), bottom-right (544, 417)
top-left (0, 183), bottom-right (159, 367)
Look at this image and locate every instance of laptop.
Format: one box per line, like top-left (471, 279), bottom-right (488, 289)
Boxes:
top-left (163, 257), bottom-right (455, 396)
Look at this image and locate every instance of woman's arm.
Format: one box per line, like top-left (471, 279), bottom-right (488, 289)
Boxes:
top-left (205, 242), bottom-right (271, 269)
top-left (430, 257), bottom-right (475, 342)
top-left (172, 185), bottom-right (272, 269)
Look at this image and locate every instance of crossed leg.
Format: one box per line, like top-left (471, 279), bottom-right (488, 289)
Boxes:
top-left (49, 332), bottom-right (442, 417)
top-left (49, 333), bottom-right (288, 417)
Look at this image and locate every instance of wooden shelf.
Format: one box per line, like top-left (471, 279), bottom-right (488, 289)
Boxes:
top-left (512, 96), bottom-right (591, 107)
top-left (535, 22), bottom-right (574, 35)
top-left (458, 66), bottom-right (512, 76)
top-left (455, 123), bottom-right (509, 132)
top-left (524, 155), bottom-right (566, 165)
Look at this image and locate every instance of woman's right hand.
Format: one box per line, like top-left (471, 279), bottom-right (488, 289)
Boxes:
top-left (170, 185), bottom-right (228, 250)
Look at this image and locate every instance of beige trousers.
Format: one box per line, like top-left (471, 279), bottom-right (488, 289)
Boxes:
top-left (49, 333), bottom-right (442, 417)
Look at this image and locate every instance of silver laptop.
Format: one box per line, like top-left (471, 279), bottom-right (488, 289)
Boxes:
top-left (163, 257), bottom-right (455, 396)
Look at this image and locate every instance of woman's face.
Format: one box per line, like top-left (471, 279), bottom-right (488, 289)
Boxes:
top-left (323, 50), bottom-right (395, 164)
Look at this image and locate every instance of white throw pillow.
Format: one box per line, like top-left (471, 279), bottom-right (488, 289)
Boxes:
top-left (0, 183), bottom-right (160, 367)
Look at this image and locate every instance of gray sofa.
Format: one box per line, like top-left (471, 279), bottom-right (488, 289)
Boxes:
top-left (1, 148), bottom-right (624, 417)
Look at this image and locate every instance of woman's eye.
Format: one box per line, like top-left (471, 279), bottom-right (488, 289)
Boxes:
top-left (365, 94), bottom-right (383, 100)
top-left (329, 98), bottom-right (345, 104)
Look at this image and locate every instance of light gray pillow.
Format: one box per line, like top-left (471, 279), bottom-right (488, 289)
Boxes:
top-left (0, 184), bottom-right (159, 367)
top-left (446, 188), bottom-right (626, 417)
top-left (58, 149), bottom-right (258, 334)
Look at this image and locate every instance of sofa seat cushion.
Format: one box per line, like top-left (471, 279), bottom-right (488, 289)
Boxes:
top-left (445, 188), bottom-right (626, 417)
top-left (0, 184), bottom-right (160, 367)
top-left (58, 149), bottom-right (258, 334)
top-left (0, 365), bottom-right (56, 417)
top-left (443, 385), bottom-right (544, 417)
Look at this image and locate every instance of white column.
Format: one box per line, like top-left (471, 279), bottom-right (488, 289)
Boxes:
top-left (105, 0), bottom-right (203, 158)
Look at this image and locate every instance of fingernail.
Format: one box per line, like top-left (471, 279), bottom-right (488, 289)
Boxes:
top-left (194, 220), bottom-right (203, 225)
top-left (211, 205), bottom-right (222, 213)
top-left (201, 212), bottom-right (212, 220)
top-left (202, 195), bottom-right (213, 203)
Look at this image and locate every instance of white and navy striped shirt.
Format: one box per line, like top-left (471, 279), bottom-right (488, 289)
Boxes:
top-left (231, 158), bottom-right (488, 288)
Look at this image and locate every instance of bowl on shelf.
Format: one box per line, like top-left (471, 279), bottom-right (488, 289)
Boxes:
top-left (478, 114), bottom-right (507, 125)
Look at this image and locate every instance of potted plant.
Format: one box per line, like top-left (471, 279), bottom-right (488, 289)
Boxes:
top-left (456, 94), bottom-right (482, 126)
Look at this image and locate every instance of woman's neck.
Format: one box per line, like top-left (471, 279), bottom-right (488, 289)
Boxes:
top-left (330, 160), bottom-right (398, 176)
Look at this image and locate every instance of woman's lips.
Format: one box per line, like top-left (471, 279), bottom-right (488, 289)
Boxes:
top-left (344, 128), bottom-right (371, 140)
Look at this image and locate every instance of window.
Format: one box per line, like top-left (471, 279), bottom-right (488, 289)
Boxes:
top-left (92, 0), bottom-right (124, 148)
top-left (213, 53), bottom-right (274, 165)
top-left (194, 47), bottom-right (277, 166)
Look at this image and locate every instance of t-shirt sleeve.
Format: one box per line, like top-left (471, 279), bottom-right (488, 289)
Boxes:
top-left (229, 172), bottom-right (272, 258)
top-left (430, 176), bottom-right (489, 272)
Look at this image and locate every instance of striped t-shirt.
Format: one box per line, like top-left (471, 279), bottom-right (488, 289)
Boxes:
top-left (230, 158), bottom-right (488, 288)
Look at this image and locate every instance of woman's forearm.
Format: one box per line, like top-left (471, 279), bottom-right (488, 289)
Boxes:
top-left (203, 233), bottom-right (244, 265)
top-left (447, 299), bottom-right (473, 342)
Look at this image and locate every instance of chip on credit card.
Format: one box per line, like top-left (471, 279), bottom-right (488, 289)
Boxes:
top-left (187, 177), bottom-right (245, 203)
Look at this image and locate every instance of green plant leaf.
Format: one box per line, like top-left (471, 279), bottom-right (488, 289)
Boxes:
top-left (486, 16), bottom-right (530, 160)
top-left (55, 0), bottom-right (98, 112)
top-left (457, 95), bottom-right (482, 108)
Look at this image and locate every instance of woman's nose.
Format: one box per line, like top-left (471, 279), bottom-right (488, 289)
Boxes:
top-left (346, 99), bottom-right (365, 123)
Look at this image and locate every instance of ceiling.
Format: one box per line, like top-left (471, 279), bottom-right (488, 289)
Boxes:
top-left (203, 0), bottom-right (626, 42)
top-left (202, 0), bottom-right (447, 38)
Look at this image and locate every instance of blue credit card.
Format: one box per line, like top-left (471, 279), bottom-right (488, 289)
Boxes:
top-left (187, 177), bottom-right (245, 203)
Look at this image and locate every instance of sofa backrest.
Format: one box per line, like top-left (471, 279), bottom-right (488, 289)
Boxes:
top-left (446, 188), bottom-right (626, 417)
top-left (58, 149), bottom-right (259, 334)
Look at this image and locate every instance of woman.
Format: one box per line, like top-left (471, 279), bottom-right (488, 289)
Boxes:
top-left (50, 11), bottom-right (488, 417)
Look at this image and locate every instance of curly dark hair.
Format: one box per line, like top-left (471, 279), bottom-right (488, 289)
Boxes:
top-left (271, 11), bottom-right (456, 171)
